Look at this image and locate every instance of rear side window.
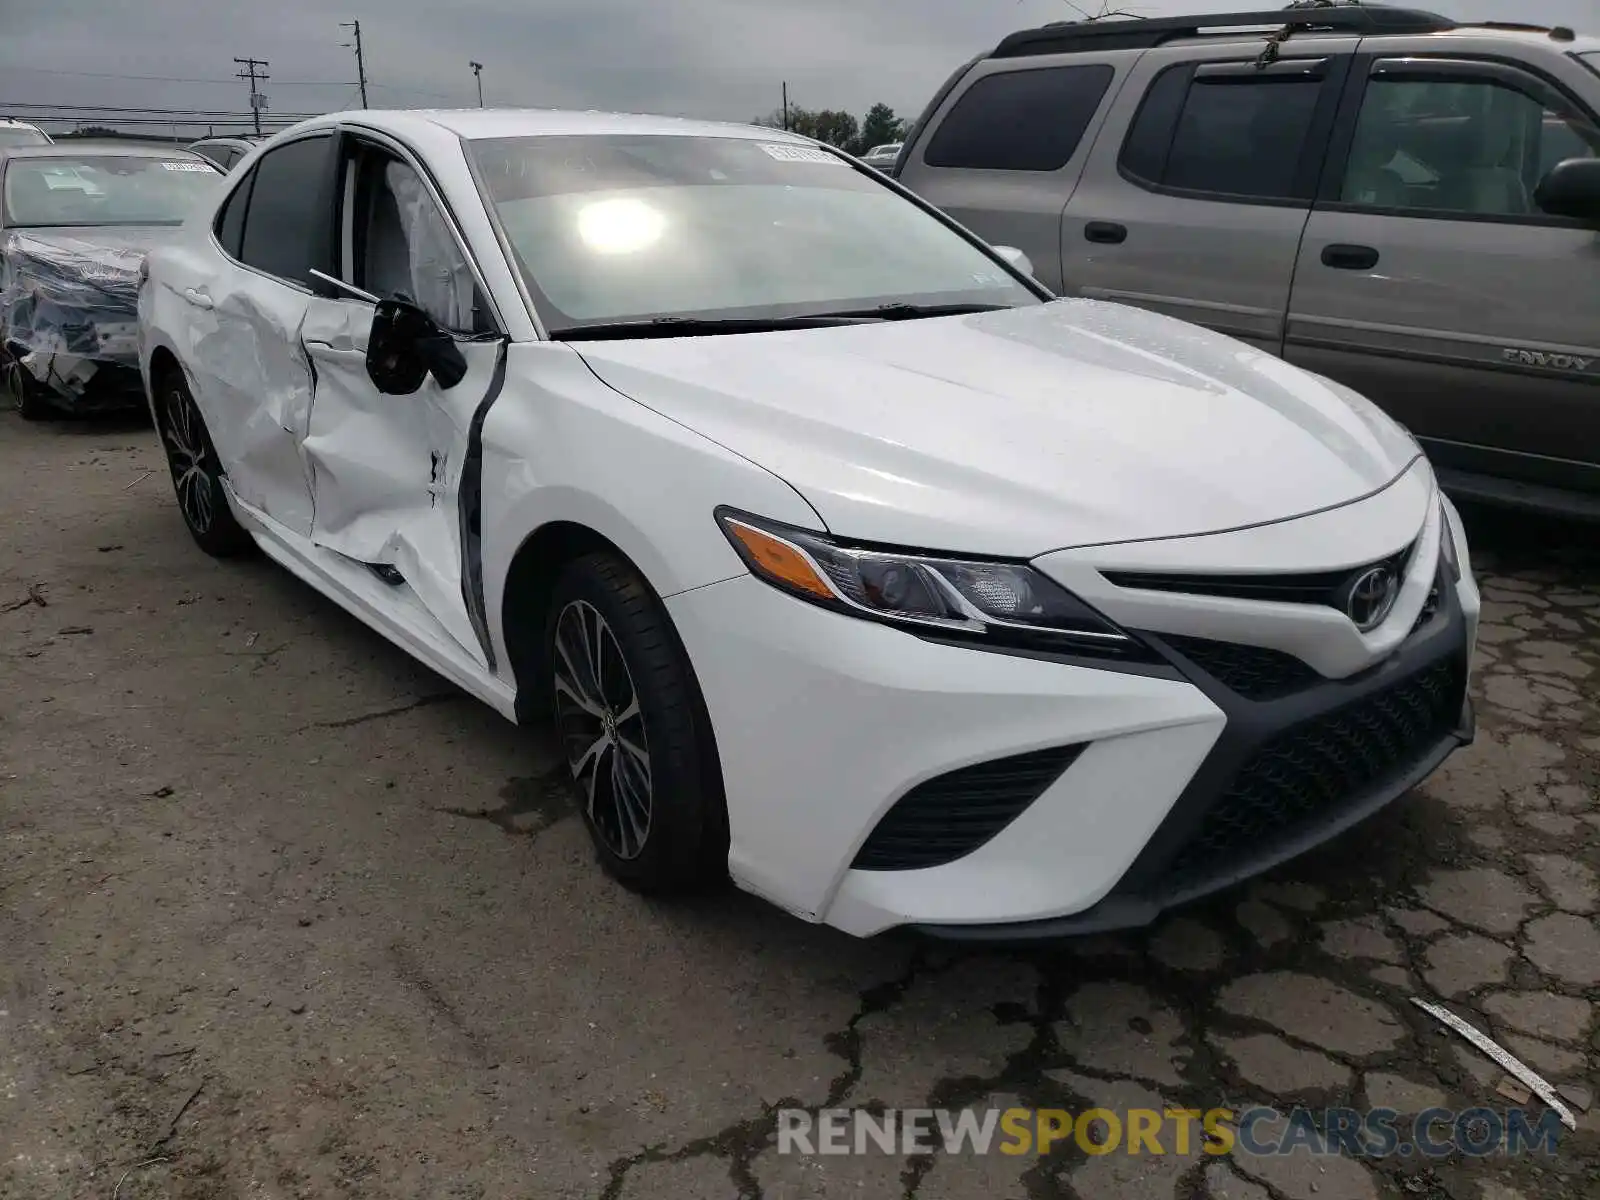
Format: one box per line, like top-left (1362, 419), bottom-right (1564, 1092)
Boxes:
top-left (213, 171), bottom-right (253, 257)
top-left (1121, 65), bottom-right (1323, 200)
top-left (238, 134), bottom-right (332, 285)
top-left (923, 65), bottom-right (1115, 171)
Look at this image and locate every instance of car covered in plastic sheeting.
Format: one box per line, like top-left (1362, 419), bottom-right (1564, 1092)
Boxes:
top-left (1, 144), bottom-right (222, 418)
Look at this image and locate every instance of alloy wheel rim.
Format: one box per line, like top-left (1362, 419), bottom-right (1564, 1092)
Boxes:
top-left (552, 599), bottom-right (653, 860)
top-left (163, 387), bottom-right (214, 534)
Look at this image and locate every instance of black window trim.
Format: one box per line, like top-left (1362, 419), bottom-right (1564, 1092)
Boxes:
top-left (208, 130), bottom-right (340, 294)
top-left (917, 60), bottom-right (1118, 174)
top-left (1314, 50), bottom-right (1600, 229)
top-left (1117, 53), bottom-right (1353, 210)
top-left (326, 124), bottom-right (507, 336)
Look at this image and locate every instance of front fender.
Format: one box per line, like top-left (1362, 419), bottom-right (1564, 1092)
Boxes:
top-left (477, 342), bottom-right (823, 674)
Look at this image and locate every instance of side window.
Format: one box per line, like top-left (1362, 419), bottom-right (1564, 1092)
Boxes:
top-left (238, 134), bottom-right (333, 286)
top-left (212, 169), bottom-right (253, 258)
top-left (923, 65), bottom-right (1115, 171)
top-left (1120, 66), bottom-right (1324, 200)
top-left (1338, 72), bottom-right (1600, 218)
top-left (349, 148), bottom-right (477, 332)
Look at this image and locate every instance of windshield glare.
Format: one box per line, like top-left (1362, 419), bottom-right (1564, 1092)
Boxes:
top-left (466, 134), bottom-right (1039, 331)
top-left (2, 155), bottom-right (221, 228)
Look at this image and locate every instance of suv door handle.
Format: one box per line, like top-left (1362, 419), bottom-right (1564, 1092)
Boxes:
top-left (182, 287), bottom-right (215, 310)
top-left (1084, 221), bottom-right (1128, 245)
top-left (1320, 244), bottom-right (1379, 271)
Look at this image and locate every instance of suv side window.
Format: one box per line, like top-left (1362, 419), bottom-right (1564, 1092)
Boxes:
top-left (345, 145), bottom-right (480, 333)
top-left (1338, 71), bottom-right (1600, 218)
top-left (237, 134), bottom-right (334, 286)
top-left (923, 65), bottom-right (1114, 171)
top-left (1121, 65), bottom-right (1324, 201)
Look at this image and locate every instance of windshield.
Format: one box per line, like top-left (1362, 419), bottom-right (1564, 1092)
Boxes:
top-left (2, 155), bottom-right (221, 228)
top-left (0, 127), bottom-right (49, 149)
top-left (466, 133), bottom-right (1039, 333)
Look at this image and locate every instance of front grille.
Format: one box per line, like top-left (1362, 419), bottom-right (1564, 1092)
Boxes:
top-left (1165, 656), bottom-right (1464, 882)
top-left (852, 745), bottom-right (1085, 871)
top-left (1104, 542), bottom-right (1416, 614)
top-left (1162, 635), bottom-right (1321, 702)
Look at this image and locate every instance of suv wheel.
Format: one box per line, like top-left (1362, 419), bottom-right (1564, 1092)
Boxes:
top-left (544, 552), bottom-right (728, 893)
top-left (156, 369), bottom-right (253, 557)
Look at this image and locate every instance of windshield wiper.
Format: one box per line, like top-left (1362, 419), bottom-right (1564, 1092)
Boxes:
top-left (552, 314), bottom-right (866, 341)
top-left (809, 302), bottom-right (1013, 320)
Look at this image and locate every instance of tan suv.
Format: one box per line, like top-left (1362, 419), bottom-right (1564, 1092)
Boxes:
top-left (894, 5), bottom-right (1600, 519)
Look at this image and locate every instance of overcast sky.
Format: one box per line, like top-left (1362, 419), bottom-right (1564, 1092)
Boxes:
top-left (2, 0), bottom-right (1593, 136)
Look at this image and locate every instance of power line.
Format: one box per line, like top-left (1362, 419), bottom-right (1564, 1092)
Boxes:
top-left (340, 20), bottom-right (368, 108)
top-left (0, 64), bottom-right (352, 86)
top-left (0, 101), bottom-right (320, 118)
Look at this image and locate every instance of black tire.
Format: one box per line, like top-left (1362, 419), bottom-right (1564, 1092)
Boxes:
top-left (154, 368), bottom-right (254, 558)
top-left (5, 359), bottom-right (54, 421)
top-left (544, 551), bottom-right (729, 894)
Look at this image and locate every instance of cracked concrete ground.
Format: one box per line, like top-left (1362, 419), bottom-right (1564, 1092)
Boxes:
top-left (1, 410), bottom-right (1597, 1200)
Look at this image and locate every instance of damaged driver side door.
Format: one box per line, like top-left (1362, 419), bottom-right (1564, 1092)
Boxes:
top-left (299, 133), bottom-right (505, 670)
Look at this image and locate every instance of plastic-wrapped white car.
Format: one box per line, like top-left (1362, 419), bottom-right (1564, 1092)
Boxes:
top-left (137, 109), bottom-right (1480, 940)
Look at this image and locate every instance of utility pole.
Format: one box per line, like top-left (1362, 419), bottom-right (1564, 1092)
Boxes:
top-left (470, 61), bottom-right (484, 107)
top-left (341, 20), bottom-right (369, 107)
top-left (781, 81), bottom-right (789, 131)
top-left (234, 56), bottom-right (269, 136)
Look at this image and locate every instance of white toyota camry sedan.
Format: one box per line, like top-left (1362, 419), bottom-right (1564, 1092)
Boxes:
top-left (137, 108), bottom-right (1480, 940)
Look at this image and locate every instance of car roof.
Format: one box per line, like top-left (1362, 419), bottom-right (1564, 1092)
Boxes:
top-left (283, 107), bottom-right (823, 146)
top-left (988, 6), bottom-right (1595, 59)
top-left (0, 117), bottom-right (46, 128)
top-left (189, 135), bottom-right (259, 146)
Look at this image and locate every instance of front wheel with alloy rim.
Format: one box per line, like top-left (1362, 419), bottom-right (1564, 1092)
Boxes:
top-left (156, 370), bottom-right (254, 558)
top-left (544, 552), bottom-right (728, 894)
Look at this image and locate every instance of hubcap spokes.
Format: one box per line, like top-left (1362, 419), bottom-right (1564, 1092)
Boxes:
top-left (552, 599), bottom-right (652, 860)
top-left (163, 389), bottom-right (213, 533)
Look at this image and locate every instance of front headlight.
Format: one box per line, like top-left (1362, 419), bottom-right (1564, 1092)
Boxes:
top-left (715, 508), bottom-right (1155, 660)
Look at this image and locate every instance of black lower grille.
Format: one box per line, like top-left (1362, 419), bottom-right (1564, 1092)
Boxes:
top-left (852, 745), bottom-right (1085, 871)
top-left (1162, 635), bottom-right (1321, 702)
top-left (1166, 656), bottom-right (1464, 882)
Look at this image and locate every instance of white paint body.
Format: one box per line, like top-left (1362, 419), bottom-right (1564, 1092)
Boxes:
top-left (138, 108), bottom-right (1480, 937)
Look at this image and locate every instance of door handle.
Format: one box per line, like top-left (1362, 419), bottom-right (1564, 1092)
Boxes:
top-left (1320, 244), bottom-right (1379, 270)
top-left (182, 287), bottom-right (215, 310)
top-left (1084, 221), bottom-right (1128, 245)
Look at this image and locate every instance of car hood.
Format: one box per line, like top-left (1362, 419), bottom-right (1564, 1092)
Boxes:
top-left (2, 225), bottom-right (179, 308)
top-left (572, 299), bottom-right (1423, 556)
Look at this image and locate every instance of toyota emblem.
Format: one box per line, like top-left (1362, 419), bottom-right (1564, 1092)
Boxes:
top-left (1345, 565), bottom-right (1399, 632)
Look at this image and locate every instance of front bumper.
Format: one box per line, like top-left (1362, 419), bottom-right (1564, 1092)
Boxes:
top-left (666, 490), bottom-right (1477, 939)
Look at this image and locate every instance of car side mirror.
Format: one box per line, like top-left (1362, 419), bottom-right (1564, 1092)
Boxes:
top-left (993, 244), bottom-right (1035, 278)
top-left (365, 298), bottom-right (469, 395)
top-left (1533, 157), bottom-right (1600, 222)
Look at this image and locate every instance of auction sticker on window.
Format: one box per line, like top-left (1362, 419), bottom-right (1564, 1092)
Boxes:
top-left (757, 144), bottom-right (844, 165)
top-left (161, 161), bottom-right (214, 172)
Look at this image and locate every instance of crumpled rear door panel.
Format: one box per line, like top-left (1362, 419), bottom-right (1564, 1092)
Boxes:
top-left (300, 297), bottom-right (503, 668)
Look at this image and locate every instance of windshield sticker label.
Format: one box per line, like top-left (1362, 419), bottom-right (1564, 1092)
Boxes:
top-left (161, 161), bottom-right (213, 172)
top-left (757, 143), bottom-right (844, 165)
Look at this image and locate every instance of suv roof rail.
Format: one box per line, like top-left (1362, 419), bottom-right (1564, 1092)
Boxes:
top-left (991, 5), bottom-right (1456, 58)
